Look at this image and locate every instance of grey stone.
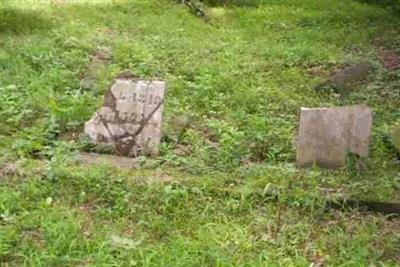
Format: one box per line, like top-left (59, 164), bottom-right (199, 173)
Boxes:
top-left (315, 61), bottom-right (372, 93)
top-left (84, 78), bottom-right (166, 157)
top-left (75, 152), bottom-right (140, 169)
top-left (296, 105), bottom-right (372, 168)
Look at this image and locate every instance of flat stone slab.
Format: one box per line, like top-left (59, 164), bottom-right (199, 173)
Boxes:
top-left (297, 105), bottom-right (372, 168)
top-left (74, 152), bottom-right (140, 169)
top-left (84, 78), bottom-right (165, 156)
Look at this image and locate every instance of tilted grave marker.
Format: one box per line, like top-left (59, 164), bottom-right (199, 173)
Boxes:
top-left (84, 78), bottom-right (165, 157)
top-left (297, 105), bottom-right (372, 168)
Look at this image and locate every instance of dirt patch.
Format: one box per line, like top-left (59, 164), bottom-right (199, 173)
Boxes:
top-left (59, 127), bottom-right (82, 141)
top-left (0, 162), bottom-right (26, 178)
top-left (379, 49), bottom-right (400, 70)
top-left (377, 218), bottom-right (400, 262)
top-left (173, 144), bottom-right (193, 156)
top-left (306, 65), bottom-right (326, 77)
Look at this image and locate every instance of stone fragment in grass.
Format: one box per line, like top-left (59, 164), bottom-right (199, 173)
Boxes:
top-left (297, 105), bottom-right (372, 168)
top-left (315, 61), bottom-right (373, 93)
top-left (75, 152), bottom-right (140, 169)
top-left (84, 78), bottom-right (165, 157)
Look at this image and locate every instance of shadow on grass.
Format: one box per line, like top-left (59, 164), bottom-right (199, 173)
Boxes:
top-left (0, 8), bottom-right (53, 35)
top-left (356, 0), bottom-right (400, 12)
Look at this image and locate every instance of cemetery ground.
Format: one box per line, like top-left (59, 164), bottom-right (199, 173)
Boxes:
top-left (1, 0), bottom-right (400, 266)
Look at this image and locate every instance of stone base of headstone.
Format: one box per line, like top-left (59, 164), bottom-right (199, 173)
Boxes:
top-left (75, 152), bottom-right (140, 169)
top-left (297, 104), bottom-right (372, 168)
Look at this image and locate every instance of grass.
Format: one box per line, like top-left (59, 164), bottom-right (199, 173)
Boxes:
top-left (0, 0), bottom-right (400, 266)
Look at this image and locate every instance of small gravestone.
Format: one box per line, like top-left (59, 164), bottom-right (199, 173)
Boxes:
top-left (84, 78), bottom-right (165, 157)
top-left (297, 105), bottom-right (372, 168)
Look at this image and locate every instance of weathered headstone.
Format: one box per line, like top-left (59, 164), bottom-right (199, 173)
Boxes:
top-left (84, 78), bottom-right (165, 157)
top-left (297, 105), bottom-right (372, 168)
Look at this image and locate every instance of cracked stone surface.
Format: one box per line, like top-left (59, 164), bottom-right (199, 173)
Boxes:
top-left (296, 105), bottom-right (372, 168)
top-left (84, 79), bottom-right (166, 156)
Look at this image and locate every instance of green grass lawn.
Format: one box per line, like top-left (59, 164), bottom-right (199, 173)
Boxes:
top-left (1, 0), bottom-right (400, 266)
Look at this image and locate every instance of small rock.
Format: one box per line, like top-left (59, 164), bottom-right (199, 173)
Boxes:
top-left (315, 61), bottom-right (373, 93)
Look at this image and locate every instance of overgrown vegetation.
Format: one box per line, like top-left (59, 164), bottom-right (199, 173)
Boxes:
top-left (0, 0), bottom-right (399, 265)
